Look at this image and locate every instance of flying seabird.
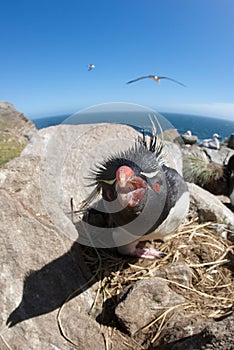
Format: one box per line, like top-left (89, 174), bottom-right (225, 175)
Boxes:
top-left (126, 75), bottom-right (186, 87)
top-left (88, 64), bottom-right (95, 71)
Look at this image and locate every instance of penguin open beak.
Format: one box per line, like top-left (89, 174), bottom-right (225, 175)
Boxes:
top-left (116, 166), bottom-right (147, 207)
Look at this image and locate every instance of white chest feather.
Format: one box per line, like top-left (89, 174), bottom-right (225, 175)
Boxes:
top-left (140, 191), bottom-right (190, 241)
top-left (112, 191), bottom-right (190, 248)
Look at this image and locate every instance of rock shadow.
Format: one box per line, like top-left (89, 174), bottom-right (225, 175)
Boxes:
top-left (150, 328), bottom-right (214, 350)
top-left (6, 242), bottom-right (137, 328)
top-left (6, 207), bottom-right (138, 328)
top-left (6, 242), bottom-right (93, 327)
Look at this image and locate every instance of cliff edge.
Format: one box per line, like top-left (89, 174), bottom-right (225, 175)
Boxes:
top-left (0, 101), bottom-right (36, 166)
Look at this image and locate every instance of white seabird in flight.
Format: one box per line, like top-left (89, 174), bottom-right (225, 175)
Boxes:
top-left (88, 64), bottom-right (95, 71)
top-left (126, 75), bottom-right (186, 87)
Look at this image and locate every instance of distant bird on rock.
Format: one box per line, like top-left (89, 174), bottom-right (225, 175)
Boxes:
top-left (80, 120), bottom-right (190, 259)
top-left (88, 64), bottom-right (95, 71)
top-left (126, 75), bottom-right (186, 87)
top-left (181, 130), bottom-right (198, 145)
top-left (200, 133), bottom-right (220, 150)
top-left (183, 130), bottom-right (192, 137)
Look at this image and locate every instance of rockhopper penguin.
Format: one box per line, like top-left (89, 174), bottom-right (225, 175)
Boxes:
top-left (81, 128), bottom-right (190, 259)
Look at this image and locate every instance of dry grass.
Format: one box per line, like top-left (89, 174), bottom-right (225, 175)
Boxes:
top-left (84, 219), bottom-right (233, 315)
top-left (183, 153), bottom-right (223, 185)
top-left (0, 140), bottom-right (26, 167)
top-left (58, 218), bottom-right (234, 347)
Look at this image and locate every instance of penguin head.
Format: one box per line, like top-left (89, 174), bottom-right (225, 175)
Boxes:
top-left (95, 143), bottom-right (167, 219)
top-left (82, 131), bottom-right (168, 230)
top-left (115, 162), bottom-right (167, 210)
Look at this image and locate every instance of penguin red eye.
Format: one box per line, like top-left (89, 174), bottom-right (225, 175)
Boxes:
top-left (153, 182), bottom-right (160, 192)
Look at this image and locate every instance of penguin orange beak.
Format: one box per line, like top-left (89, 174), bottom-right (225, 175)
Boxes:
top-left (116, 166), bottom-right (147, 207)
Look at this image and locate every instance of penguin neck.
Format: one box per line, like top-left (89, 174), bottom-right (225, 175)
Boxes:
top-left (146, 165), bottom-right (188, 234)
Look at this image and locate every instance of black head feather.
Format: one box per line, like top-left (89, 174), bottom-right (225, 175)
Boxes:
top-left (93, 132), bottom-right (165, 185)
top-left (79, 127), bottom-right (165, 211)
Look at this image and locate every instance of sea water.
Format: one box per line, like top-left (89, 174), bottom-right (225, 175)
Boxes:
top-left (31, 112), bottom-right (234, 142)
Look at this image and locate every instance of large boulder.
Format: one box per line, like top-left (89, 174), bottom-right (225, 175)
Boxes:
top-left (115, 277), bottom-right (186, 335)
top-left (203, 145), bottom-right (234, 165)
top-left (0, 101), bottom-right (35, 143)
top-left (188, 182), bottom-right (234, 228)
top-left (0, 154), bottom-right (101, 349)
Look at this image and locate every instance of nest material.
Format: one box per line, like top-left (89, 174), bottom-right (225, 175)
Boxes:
top-left (83, 219), bottom-right (233, 312)
top-left (58, 218), bottom-right (234, 348)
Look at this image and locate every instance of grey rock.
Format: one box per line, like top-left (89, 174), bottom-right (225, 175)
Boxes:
top-left (164, 262), bottom-right (192, 288)
top-left (151, 313), bottom-right (234, 350)
top-left (115, 278), bottom-right (186, 335)
top-left (188, 183), bottom-right (234, 228)
top-left (58, 312), bottom-right (105, 349)
top-left (181, 134), bottom-right (198, 145)
top-left (0, 154), bottom-right (99, 349)
top-left (181, 144), bottom-right (210, 162)
top-left (203, 145), bottom-right (234, 165)
top-left (181, 144), bottom-right (234, 169)
top-left (227, 133), bottom-right (234, 149)
top-left (0, 101), bottom-right (36, 144)
top-left (163, 141), bottom-right (184, 175)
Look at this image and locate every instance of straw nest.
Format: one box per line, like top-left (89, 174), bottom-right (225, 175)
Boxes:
top-left (58, 217), bottom-right (234, 347)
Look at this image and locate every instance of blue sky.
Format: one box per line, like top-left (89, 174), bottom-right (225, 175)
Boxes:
top-left (1, 0), bottom-right (234, 120)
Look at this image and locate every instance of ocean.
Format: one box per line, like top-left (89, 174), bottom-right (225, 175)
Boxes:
top-left (31, 112), bottom-right (234, 142)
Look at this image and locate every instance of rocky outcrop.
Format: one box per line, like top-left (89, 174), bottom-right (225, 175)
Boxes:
top-left (0, 154), bottom-right (98, 349)
top-left (203, 145), bottom-right (234, 165)
top-left (0, 102), bottom-right (36, 167)
top-left (0, 101), bottom-right (35, 143)
top-left (182, 143), bottom-right (234, 167)
top-left (188, 182), bottom-right (234, 228)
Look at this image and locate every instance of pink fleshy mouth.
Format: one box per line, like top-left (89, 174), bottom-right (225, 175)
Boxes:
top-left (116, 166), bottom-right (147, 207)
